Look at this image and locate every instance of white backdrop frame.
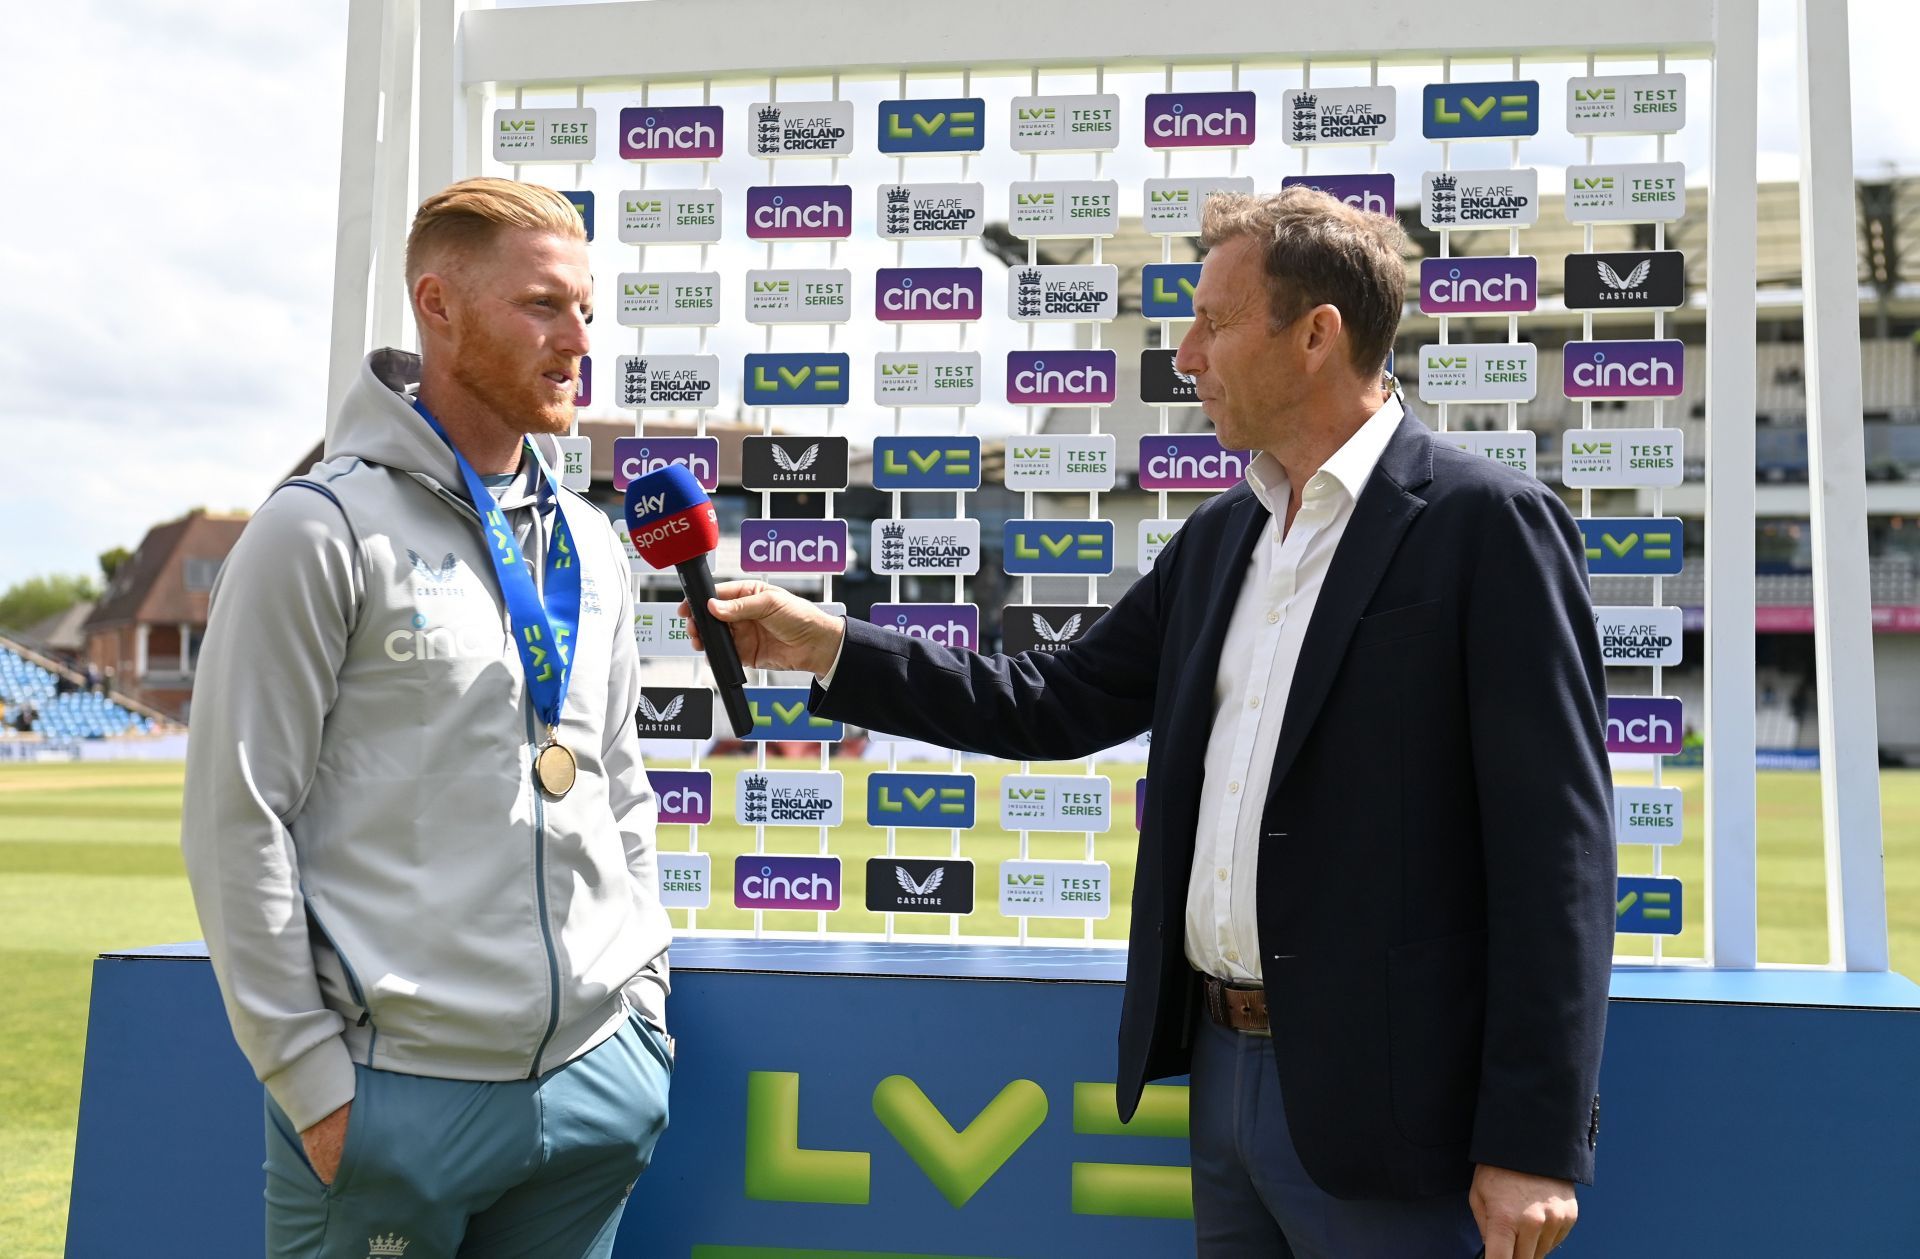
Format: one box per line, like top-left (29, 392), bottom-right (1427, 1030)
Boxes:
top-left (323, 0), bottom-right (1894, 972)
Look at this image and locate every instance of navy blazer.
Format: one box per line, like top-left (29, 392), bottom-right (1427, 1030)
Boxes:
top-left (811, 411), bottom-right (1615, 1199)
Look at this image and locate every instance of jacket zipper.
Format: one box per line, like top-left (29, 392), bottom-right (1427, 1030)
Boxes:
top-left (423, 473), bottom-right (564, 1078)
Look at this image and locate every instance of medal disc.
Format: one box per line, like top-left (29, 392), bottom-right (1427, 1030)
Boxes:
top-left (535, 741), bottom-right (577, 798)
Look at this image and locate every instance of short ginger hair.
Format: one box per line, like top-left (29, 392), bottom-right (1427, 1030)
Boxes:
top-left (404, 177), bottom-right (585, 290)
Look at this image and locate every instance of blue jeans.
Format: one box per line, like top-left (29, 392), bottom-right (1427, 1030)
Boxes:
top-left (263, 1012), bottom-right (672, 1259)
top-left (1189, 1017), bottom-right (1482, 1259)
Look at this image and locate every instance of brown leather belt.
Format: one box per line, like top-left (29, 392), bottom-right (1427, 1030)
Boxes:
top-left (1200, 973), bottom-right (1270, 1035)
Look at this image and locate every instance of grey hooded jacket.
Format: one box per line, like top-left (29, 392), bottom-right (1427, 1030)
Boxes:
top-left (181, 349), bottom-right (669, 1133)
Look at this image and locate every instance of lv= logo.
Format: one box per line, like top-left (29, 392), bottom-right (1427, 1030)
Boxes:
top-left (743, 1072), bottom-right (1193, 1217)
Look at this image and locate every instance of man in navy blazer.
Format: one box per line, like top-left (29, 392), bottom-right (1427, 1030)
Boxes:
top-left (690, 188), bottom-right (1614, 1259)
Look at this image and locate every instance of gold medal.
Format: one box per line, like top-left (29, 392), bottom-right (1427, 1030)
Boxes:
top-left (534, 739), bottom-right (577, 799)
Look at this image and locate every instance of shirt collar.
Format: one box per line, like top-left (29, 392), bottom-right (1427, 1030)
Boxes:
top-left (1245, 394), bottom-right (1405, 517)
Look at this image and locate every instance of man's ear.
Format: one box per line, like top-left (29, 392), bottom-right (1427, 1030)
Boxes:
top-left (1297, 303), bottom-right (1345, 375)
top-left (413, 271), bottom-right (454, 339)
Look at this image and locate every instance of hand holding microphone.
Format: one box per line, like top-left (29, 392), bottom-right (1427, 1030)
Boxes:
top-left (622, 466), bottom-right (843, 736)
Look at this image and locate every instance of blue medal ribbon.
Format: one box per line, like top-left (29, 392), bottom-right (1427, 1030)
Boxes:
top-left (411, 398), bottom-right (580, 736)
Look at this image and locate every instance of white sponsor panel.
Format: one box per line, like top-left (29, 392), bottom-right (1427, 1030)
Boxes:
top-left (616, 272), bottom-right (722, 327)
top-left (736, 770), bottom-right (845, 827)
top-left (1421, 168), bottom-right (1539, 230)
top-left (749, 100), bottom-right (855, 157)
top-left (1416, 344), bottom-right (1538, 403)
top-left (1143, 176), bottom-right (1255, 236)
top-left (1137, 518), bottom-right (1183, 573)
top-left (1433, 429), bottom-right (1538, 477)
top-left (1280, 86), bottom-right (1396, 146)
top-left (1613, 785), bottom-right (1685, 847)
top-left (617, 189), bottom-right (724, 244)
top-left (615, 354), bottom-right (720, 410)
top-left (1003, 434), bottom-right (1118, 492)
top-left (875, 182), bottom-right (985, 239)
top-left (999, 775), bottom-right (1113, 833)
top-left (999, 859), bottom-right (1113, 919)
top-left (1566, 74), bottom-right (1687, 135)
top-left (1009, 93), bottom-right (1122, 152)
top-left (1561, 427), bottom-right (1686, 488)
top-left (657, 852), bottom-right (712, 909)
top-left (870, 520), bottom-right (982, 576)
top-left (1594, 606), bottom-right (1684, 667)
top-left (493, 108), bottom-right (596, 162)
top-left (872, 351), bottom-right (982, 406)
top-left (1008, 180), bottom-right (1120, 238)
top-left (1564, 162), bottom-right (1686, 224)
top-left (554, 436), bottom-right (592, 491)
top-left (1008, 264), bottom-right (1120, 322)
top-left (745, 269), bottom-right (852, 325)
top-left (632, 600), bottom-right (697, 657)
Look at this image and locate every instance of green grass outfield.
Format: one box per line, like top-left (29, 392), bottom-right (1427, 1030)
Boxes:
top-left (3, 760), bottom-right (1917, 1254)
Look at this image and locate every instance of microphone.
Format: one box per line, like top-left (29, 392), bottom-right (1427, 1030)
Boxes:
top-left (623, 465), bottom-right (754, 739)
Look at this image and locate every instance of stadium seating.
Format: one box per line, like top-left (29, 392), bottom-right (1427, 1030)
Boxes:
top-left (0, 647), bottom-right (153, 739)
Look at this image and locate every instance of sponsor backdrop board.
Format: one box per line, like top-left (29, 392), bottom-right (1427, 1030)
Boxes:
top-left (68, 946), bottom-right (1920, 1258)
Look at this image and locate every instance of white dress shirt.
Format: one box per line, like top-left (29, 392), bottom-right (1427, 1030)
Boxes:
top-left (1184, 396), bottom-right (1405, 983)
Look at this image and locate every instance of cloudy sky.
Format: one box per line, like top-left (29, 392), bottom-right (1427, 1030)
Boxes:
top-left (2, 0), bottom-right (1917, 591)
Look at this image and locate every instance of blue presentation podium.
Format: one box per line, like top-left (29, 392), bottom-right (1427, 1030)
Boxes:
top-left (66, 940), bottom-right (1920, 1257)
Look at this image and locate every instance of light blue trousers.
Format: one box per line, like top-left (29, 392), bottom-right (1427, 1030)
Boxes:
top-left (264, 1012), bottom-right (672, 1259)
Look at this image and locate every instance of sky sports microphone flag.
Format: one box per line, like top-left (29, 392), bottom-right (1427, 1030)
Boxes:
top-left (624, 465), bottom-right (753, 738)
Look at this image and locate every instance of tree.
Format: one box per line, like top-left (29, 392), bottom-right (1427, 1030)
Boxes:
top-left (98, 546), bottom-right (133, 584)
top-left (0, 574), bottom-right (99, 632)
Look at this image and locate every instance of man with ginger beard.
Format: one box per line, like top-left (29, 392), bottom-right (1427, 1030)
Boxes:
top-left (182, 178), bottom-right (673, 1257)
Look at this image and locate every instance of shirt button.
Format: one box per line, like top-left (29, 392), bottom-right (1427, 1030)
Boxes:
top-left (1228, 781), bottom-right (1241, 795)
top-left (1226, 950), bottom-right (1240, 963)
top-left (1266, 610), bottom-right (1280, 624)
top-left (1248, 696), bottom-right (1260, 709)
top-left (1217, 867), bottom-right (1228, 881)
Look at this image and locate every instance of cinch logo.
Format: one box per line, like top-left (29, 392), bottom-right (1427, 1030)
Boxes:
top-left (382, 615), bottom-right (497, 663)
top-left (1006, 351), bottom-right (1116, 406)
top-left (619, 105), bottom-right (723, 160)
top-left (650, 769), bottom-right (713, 825)
top-left (1003, 520), bottom-right (1114, 576)
top-left (1144, 91), bottom-right (1256, 148)
top-left (870, 436), bottom-right (981, 491)
top-left (1280, 173), bottom-right (1395, 217)
top-left (878, 96), bottom-right (984, 154)
top-left (1138, 435), bottom-right (1251, 491)
top-left (1605, 697), bottom-right (1684, 755)
top-left (868, 772), bottom-right (977, 830)
top-left (745, 185), bottom-right (852, 240)
top-left (875, 267), bottom-right (982, 322)
top-left (735, 856), bottom-right (840, 911)
top-left (745, 353), bottom-right (849, 406)
top-left (1579, 517), bottom-right (1686, 576)
top-left (1141, 263), bottom-right (1201, 319)
top-left (740, 520), bottom-right (849, 576)
top-left (1418, 256), bottom-right (1538, 315)
top-left (1422, 80), bottom-right (1539, 139)
top-left (611, 437), bottom-right (720, 491)
top-left (1562, 340), bottom-right (1684, 399)
top-left (744, 686), bottom-right (842, 741)
top-left (871, 602), bottom-right (979, 650)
